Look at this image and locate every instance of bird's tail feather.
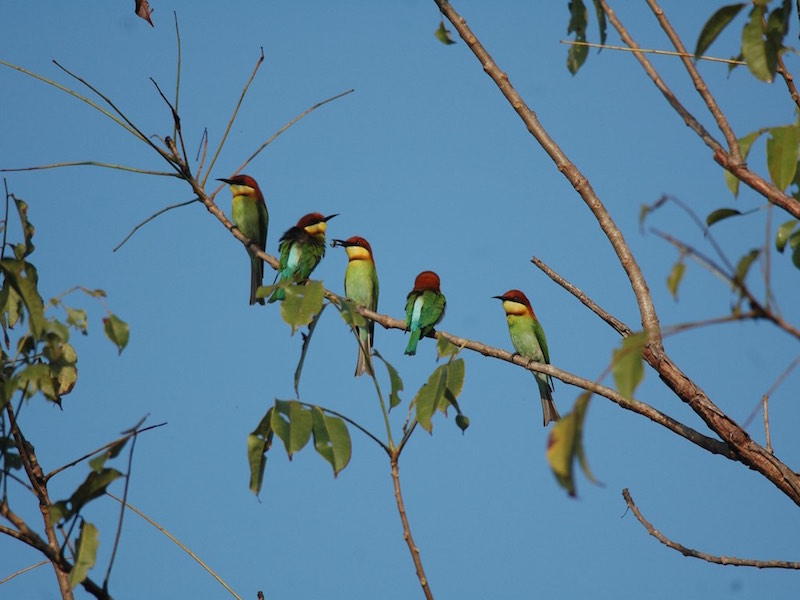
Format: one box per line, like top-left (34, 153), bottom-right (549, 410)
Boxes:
top-left (404, 328), bottom-right (421, 356)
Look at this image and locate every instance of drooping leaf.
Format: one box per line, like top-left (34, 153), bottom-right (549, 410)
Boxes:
top-left (733, 248), bottom-right (761, 286)
top-left (776, 218), bottom-right (798, 252)
top-left (414, 365), bottom-right (448, 434)
top-left (338, 298), bottom-right (367, 329)
top-left (271, 400), bottom-right (312, 459)
top-left (741, 4), bottom-right (776, 82)
top-left (666, 260), bottom-right (686, 301)
top-left (590, 0), bottom-right (607, 47)
top-left (612, 333), bottom-right (647, 400)
top-left (65, 307), bottom-right (88, 335)
top-left (566, 0), bottom-right (589, 74)
top-left (89, 438), bottom-right (128, 472)
top-left (103, 313), bottom-right (129, 355)
top-left (280, 281), bottom-right (324, 335)
top-left (248, 408), bottom-right (274, 495)
top-left (294, 303), bottom-right (328, 397)
top-left (725, 130), bottom-right (763, 196)
top-left (706, 208), bottom-right (743, 227)
top-left (311, 406), bottom-right (351, 477)
top-left (374, 349), bottom-right (404, 410)
top-left (439, 357), bottom-right (466, 417)
top-left (12, 198), bottom-right (35, 258)
top-left (695, 3), bottom-right (746, 57)
top-left (767, 126), bottom-right (800, 190)
top-left (1, 259), bottom-right (44, 339)
top-left (547, 392), bottom-right (596, 497)
top-left (788, 230), bottom-right (800, 269)
top-left (436, 336), bottom-right (460, 359)
top-left (434, 20), bottom-right (456, 45)
top-left (55, 468), bottom-right (124, 522)
top-left (69, 521), bottom-right (99, 589)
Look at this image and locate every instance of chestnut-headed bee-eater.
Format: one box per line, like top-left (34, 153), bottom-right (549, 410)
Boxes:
top-left (268, 212), bottom-right (337, 303)
top-left (332, 236), bottom-right (379, 376)
top-left (219, 174), bottom-right (269, 305)
top-left (404, 270), bottom-right (446, 356)
top-left (493, 289), bottom-right (560, 426)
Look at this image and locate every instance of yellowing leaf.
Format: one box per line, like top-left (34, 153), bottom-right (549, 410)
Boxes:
top-left (69, 521), bottom-right (99, 589)
top-left (280, 281), bottom-right (324, 335)
top-left (434, 20), bottom-right (456, 45)
top-left (103, 313), bottom-right (130, 355)
top-left (612, 333), bottom-right (647, 400)
top-left (546, 393), bottom-right (596, 497)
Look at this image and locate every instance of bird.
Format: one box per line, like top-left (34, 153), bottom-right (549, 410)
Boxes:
top-left (404, 271), bottom-right (446, 356)
top-left (268, 212), bottom-right (337, 303)
top-left (493, 289), bottom-right (560, 426)
top-left (332, 236), bottom-right (379, 376)
top-left (218, 174), bottom-right (269, 305)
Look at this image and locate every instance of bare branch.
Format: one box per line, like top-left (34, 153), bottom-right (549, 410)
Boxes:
top-left (622, 488), bottom-right (800, 568)
top-left (560, 40), bottom-right (746, 66)
top-left (0, 162), bottom-right (178, 177)
top-left (113, 198), bottom-right (199, 252)
top-left (0, 560), bottom-right (48, 584)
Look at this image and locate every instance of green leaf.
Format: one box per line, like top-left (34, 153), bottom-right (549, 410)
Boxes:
top-left (706, 208), bottom-right (743, 227)
top-left (612, 333), bottom-right (647, 400)
top-left (547, 392), bottom-right (596, 497)
top-left (280, 281), bottom-right (324, 335)
top-left (590, 0), bottom-right (607, 47)
top-left (103, 313), bottom-right (129, 355)
top-left (271, 400), bottom-right (312, 459)
top-left (776, 219), bottom-right (798, 252)
top-left (89, 438), bottom-right (128, 472)
top-left (436, 336), bottom-right (460, 359)
top-left (566, 0), bottom-right (589, 74)
top-left (767, 126), bottom-right (800, 190)
top-left (792, 242), bottom-right (800, 269)
top-left (311, 406), bottom-right (352, 477)
top-left (733, 248), bottom-right (761, 286)
top-left (54, 468), bottom-right (123, 522)
top-left (434, 20), bottom-right (456, 45)
top-left (248, 409), bottom-right (274, 495)
top-left (12, 198), bottom-right (35, 258)
top-left (666, 260), bottom-right (686, 301)
top-left (338, 298), bottom-right (367, 329)
top-left (373, 349), bottom-right (404, 410)
top-left (1, 259), bottom-right (44, 339)
top-left (294, 303), bottom-right (328, 397)
top-left (65, 307), bottom-right (88, 334)
top-left (725, 130), bottom-right (763, 196)
top-left (440, 357), bottom-right (466, 416)
top-left (69, 521), bottom-right (99, 589)
top-left (741, 4), bottom-right (775, 82)
top-left (414, 365), bottom-right (448, 434)
top-left (695, 3), bottom-right (746, 57)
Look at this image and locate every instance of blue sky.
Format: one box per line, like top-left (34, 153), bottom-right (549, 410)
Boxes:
top-left (2, 2), bottom-right (799, 599)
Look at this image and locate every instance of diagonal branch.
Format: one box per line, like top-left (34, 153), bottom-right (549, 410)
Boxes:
top-left (623, 488), bottom-right (800, 569)
top-left (433, 0), bottom-right (661, 344)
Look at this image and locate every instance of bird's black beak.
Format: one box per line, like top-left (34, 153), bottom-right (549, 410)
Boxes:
top-left (331, 238), bottom-right (347, 248)
top-left (323, 214), bottom-right (339, 222)
top-left (492, 295), bottom-right (504, 301)
top-left (216, 177), bottom-right (232, 184)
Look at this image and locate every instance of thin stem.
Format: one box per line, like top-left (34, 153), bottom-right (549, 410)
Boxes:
top-left (0, 162), bottom-right (178, 177)
top-left (172, 12), bottom-right (182, 143)
top-left (113, 198), bottom-right (199, 252)
top-left (201, 48), bottom-right (265, 188)
top-left (0, 560), bottom-right (48, 584)
top-left (560, 40), bottom-right (746, 65)
top-left (390, 454), bottom-right (433, 600)
top-left (623, 488), bottom-right (800, 568)
top-left (103, 431), bottom-right (138, 591)
top-left (105, 493), bottom-right (241, 600)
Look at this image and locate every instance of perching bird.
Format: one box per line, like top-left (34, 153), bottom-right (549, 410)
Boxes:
top-left (219, 174), bottom-right (269, 305)
top-left (332, 236), bottom-right (379, 376)
top-left (268, 212), bottom-right (337, 303)
top-left (493, 289), bottom-right (559, 426)
top-left (404, 270), bottom-right (446, 356)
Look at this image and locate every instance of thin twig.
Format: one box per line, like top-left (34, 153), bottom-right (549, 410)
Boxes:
top-left (113, 198), bottom-right (199, 252)
top-left (103, 430), bottom-right (139, 591)
top-left (201, 48), bottom-right (265, 188)
top-left (743, 354), bottom-right (800, 429)
top-left (0, 560), bottom-right (48, 584)
top-left (105, 492), bottom-right (242, 600)
top-left (150, 77), bottom-right (188, 167)
top-left (622, 488), bottom-right (800, 568)
top-left (560, 40), bottom-right (746, 65)
top-left (0, 162), bottom-right (177, 177)
top-left (172, 12), bottom-right (182, 142)
top-left (762, 395), bottom-right (772, 454)
top-left (299, 401), bottom-right (390, 455)
top-left (390, 455), bottom-right (433, 600)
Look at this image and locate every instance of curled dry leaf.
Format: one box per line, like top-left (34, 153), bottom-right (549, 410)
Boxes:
top-left (135, 0), bottom-right (154, 27)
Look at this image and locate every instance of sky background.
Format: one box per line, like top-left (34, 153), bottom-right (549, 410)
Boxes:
top-left (2, 1), bottom-right (799, 599)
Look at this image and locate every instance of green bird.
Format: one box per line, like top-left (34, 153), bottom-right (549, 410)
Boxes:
top-left (219, 174), bottom-right (269, 305)
top-left (268, 212), bottom-right (337, 303)
top-left (404, 270), bottom-right (446, 356)
top-left (494, 289), bottom-right (560, 426)
top-left (332, 236), bottom-right (379, 377)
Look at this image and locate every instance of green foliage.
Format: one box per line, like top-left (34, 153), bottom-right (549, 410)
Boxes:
top-left (546, 392), bottom-right (597, 497)
top-left (69, 521), bottom-right (99, 589)
top-left (271, 399), bottom-right (313, 459)
top-left (247, 409), bottom-right (274, 495)
top-left (666, 259), bottom-right (686, 300)
top-left (311, 406), bottom-right (351, 477)
top-left (742, 3), bottom-right (777, 82)
top-left (706, 208), bottom-right (743, 227)
top-left (566, 0), bottom-right (589, 75)
top-left (724, 130), bottom-right (763, 197)
top-left (412, 358), bottom-right (467, 433)
top-left (374, 349), bottom-right (404, 410)
top-left (434, 20), bottom-right (456, 45)
top-left (612, 333), bottom-right (647, 400)
top-left (766, 125), bottom-right (800, 190)
top-left (733, 248), bottom-right (761, 287)
top-left (279, 280), bottom-right (324, 334)
top-left (103, 314), bottom-right (130, 355)
top-left (695, 3), bottom-right (746, 57)
top-left (775, 219), bottom-right (798, 252)
top-left (50, 468), bottom-right (124, 523)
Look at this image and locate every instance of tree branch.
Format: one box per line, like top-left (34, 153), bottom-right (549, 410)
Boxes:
top-left (623, 488), bottom-right (800, 569)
